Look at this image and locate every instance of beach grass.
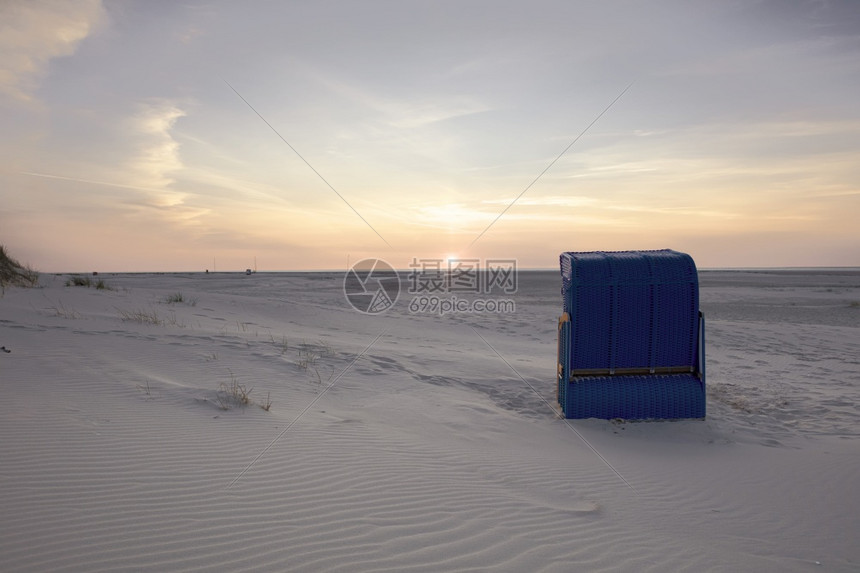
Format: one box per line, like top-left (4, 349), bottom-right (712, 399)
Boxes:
top-left (215, 371), bottom-right (271, 411)
top-left (165, 292), bottom-right (184, 303)
top-left (0, 244), bottom-right (39, 292)
top-left (117, 307), bottom-right (164, 326)
top-left (164, 292), bottom-right (196, 305)
top-left (65, 275), bottom-right (114, 290)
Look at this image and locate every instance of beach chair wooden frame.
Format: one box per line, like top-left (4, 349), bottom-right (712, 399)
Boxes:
top-left (557, 250), bottom-right (706, 420)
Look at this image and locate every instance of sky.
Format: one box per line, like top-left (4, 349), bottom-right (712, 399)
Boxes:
top-left (1, 0), bottom-right (858, 272)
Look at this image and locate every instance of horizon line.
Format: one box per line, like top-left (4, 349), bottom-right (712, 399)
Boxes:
top-left (36, 266), bottom-right (860, 275)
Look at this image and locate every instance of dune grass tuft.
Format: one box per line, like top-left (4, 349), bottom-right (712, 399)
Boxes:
top-left (117, 307), bottom-right (184, 327)
top-left (117, 307), bottom-right (164, 325)
top-left (213, 371), bottom-right (273, 412)
top-left (50, 300), bottom-right (82, 319)
top-left (66, 275), bottom-right (114, 290)
top-left (0, 244), bottom-right (39, 293)
top-left (165, 292), bottom-right (184, 303)
top-left (66, 275), bottom-right (92, 287)
top-left (216, 371), bottom-right (252, 410)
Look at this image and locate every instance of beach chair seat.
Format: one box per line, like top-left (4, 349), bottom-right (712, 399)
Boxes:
top-left (557, 250), bottom-right (706, 420)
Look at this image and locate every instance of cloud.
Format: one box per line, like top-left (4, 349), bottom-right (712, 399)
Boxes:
top-left (314, 67), bottom-right (490, 126)
top-left (3, 1), bottom-right (859, 270)
top-left (411, 197), bottom-right (612, 232)
top-left (0, 0), bottom-right (104, 104)
top-left (123, 100), bottom-right (187, 207)
top-left (481, 195), bottom-right (598, 208)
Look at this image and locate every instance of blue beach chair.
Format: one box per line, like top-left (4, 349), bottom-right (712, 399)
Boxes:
top-left (557, 250), bottom-right (706, 419)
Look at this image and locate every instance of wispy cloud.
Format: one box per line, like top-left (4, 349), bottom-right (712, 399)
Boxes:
top-left (411, 199), bottom-right (613, 231)
top-left (299, 62), bottom-right (494, 130)
top-left (0, 0), bottom-right (104, 104)
top-left (123, 100), bottom-right (187, 207)
top-left (481, 195), bottom-right (597, 208)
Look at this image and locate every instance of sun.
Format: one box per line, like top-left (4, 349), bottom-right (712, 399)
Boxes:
top-left (444, 253), bottom-right (459, 264)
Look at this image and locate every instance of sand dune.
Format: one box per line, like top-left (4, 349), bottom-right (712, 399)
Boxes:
top-left (1, 270), bottom-right (858, 571)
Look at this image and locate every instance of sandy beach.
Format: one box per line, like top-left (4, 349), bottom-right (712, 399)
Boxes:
top-left (1, 269), bottom-right (858, 572)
